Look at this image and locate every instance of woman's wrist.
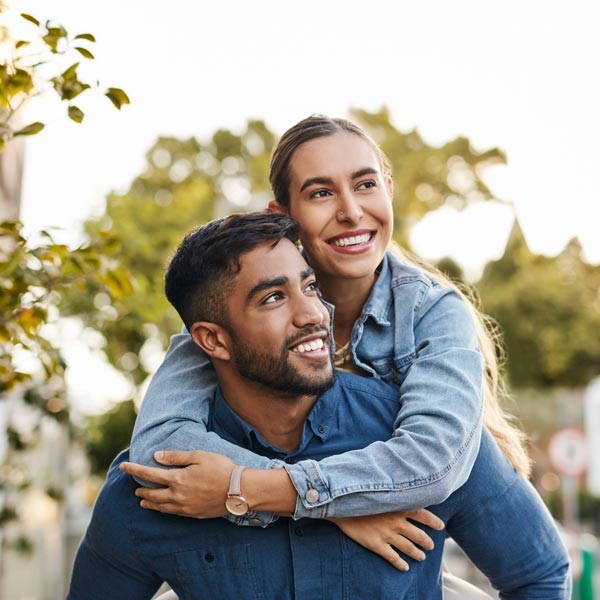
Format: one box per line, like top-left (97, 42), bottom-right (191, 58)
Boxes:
top-left (241, 468), bottom-right (298, 515)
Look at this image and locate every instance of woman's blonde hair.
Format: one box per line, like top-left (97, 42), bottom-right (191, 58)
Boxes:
top-left (270, 114), bottom-right (531, 477)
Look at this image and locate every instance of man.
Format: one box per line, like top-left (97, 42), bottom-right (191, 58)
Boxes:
top-left (68, 212), bottom-right (569, 599)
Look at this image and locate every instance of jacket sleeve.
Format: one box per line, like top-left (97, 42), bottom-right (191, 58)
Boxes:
top-left (286, 287), bottom-right (484, 518)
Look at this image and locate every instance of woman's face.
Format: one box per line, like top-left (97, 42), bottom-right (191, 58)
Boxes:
top-left (282, 132), bottom-right (394, 284)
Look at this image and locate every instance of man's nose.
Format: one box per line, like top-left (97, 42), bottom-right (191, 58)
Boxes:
top-left (292, 295), bottom-right (326, 328)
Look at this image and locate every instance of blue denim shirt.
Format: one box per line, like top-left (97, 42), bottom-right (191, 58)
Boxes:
top-left (70, 374), bottom-right (570, 599)
top-left (131, 251), bottom-right (484, 524)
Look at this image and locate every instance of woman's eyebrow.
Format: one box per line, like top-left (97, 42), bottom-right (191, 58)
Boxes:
top-left (299, 168), bottom-right (379, 193)
top-left (299, 176), bottom-right (333, 193)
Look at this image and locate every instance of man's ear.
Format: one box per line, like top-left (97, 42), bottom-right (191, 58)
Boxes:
top-left (268, 199), bottom-right (286, 214)
top-left (190, 321), bottom-right (231, 361)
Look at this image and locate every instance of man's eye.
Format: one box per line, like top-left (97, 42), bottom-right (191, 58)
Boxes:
top-left (309, 189), bottom-right (331, 199)
top-left (305, 281), bottom-right (318, 293)
top-left (263, 292), bottom-right (283, 304)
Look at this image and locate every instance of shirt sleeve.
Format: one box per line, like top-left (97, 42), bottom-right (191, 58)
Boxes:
top-left (286, 287), bottom-right (484, 518)
top-left (130, 329), bottom-right (282, 526)
top-left (67, 460), bottom-right (163, 599)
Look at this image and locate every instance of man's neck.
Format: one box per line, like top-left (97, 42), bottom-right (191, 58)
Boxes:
top-left (217, 376), bottom-right (318, 452)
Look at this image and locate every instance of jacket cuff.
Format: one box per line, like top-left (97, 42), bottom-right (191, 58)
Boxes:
top-left (284, 460), bottom-right (332, 519)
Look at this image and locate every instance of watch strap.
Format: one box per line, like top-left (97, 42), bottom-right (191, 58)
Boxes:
top-left (228, 465), bottom-right (246, 497)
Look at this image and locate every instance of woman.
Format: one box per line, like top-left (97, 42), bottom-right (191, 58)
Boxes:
top-left (126, 116), bottom-right (550, 595)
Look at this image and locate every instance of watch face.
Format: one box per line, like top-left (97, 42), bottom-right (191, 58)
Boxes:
top-left (225, 496), bottom-right (250, 516)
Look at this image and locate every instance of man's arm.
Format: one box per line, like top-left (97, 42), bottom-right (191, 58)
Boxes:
top-left (68, 453), bottom-right (163, 600)
top-left (445, 430), bottom-right (571, 598)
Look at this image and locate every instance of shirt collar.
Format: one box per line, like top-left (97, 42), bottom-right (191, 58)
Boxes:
top-left (359, 253), bottom-right (392, 326)
top-left (210, 379), bottom-right (343, 460)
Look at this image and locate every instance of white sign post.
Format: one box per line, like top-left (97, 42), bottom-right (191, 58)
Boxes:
top-left (548, 427), bottom-right (588, 529)
top-left (584, 377), bottom-right (600, 496)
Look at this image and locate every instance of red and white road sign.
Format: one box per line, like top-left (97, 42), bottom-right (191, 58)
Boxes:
top-left (548, 428), bottom-right (588, 478)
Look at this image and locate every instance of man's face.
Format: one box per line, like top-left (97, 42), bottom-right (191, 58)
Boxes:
top-left (224, 238), bottom-right (333, 397)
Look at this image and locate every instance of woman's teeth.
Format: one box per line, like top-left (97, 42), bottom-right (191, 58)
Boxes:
top-left (332, 233), bottom-right (371, 247)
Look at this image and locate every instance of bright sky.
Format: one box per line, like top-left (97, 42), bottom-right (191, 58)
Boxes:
top-left (15, 0), bottom-right (600, 276)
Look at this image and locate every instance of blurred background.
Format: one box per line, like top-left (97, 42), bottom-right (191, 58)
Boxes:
top-left (1, 0), bottom-right (599, 597)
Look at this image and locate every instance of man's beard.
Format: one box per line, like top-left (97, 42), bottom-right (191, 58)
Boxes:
top-left (228, 326), bottom-right (335, 397)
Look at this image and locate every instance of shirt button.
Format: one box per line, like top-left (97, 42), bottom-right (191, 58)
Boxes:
top-left (318, 425), bottom-right (325, 434)
top-left (204, 552), bottom-right (215, 563)
top-left (294, 527), bottom-right (304, 536)
top-left (306, 488), bottom-right (320, 503)
top-left (285, 457), bottom-right (295, 464)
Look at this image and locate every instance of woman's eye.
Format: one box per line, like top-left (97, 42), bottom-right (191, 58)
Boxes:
top-left (309, 189), bottom-right (331, 199)
top-left (357, 180), bottom-right (376, 191)
top-left (305, 281), bottom-right (318, 293)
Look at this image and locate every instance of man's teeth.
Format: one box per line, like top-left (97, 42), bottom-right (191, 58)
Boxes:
top-left (332, 233), bottom-right (371, 247)
top-left (292, 338), bottom-right (325, 353)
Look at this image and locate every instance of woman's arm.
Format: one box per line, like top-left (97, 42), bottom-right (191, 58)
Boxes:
top-left (132, 289), bottom-right (484, 518)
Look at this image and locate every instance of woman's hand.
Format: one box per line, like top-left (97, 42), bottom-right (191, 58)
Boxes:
top-left (120, 450), bottom-right (235, 518)
top-left (328, 509), bottom-right (445, 571)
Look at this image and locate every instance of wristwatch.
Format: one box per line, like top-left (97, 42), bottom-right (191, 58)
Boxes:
top-left (225, 465), bottom-right (250, 516)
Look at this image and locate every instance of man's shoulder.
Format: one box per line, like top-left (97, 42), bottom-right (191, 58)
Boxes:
top-left (334, 371), bottom-right (399, 402)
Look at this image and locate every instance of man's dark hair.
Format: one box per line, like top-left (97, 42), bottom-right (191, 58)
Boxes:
top-left (165, 211), bottom-right (299, 329)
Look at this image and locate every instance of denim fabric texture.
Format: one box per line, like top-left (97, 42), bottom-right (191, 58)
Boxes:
top-left (69, 373), bottom-right (570, 599)
top-left (131, 252), bottom-right (484, 525)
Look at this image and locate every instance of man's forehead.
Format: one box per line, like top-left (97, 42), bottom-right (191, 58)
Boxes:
top-left (235, 238), bottom-right (309, 289)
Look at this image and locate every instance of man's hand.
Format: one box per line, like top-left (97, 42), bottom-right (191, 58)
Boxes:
top-left (328, 509), bottom-right (445, 571)
top-left (120, 450), bottom-right (236, 518)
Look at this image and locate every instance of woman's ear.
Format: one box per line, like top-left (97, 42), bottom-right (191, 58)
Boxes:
top-left (384, 174), bottom-right (394, 199)
top-left (268, 199), bottom-right (286, 214)
top-left (190, 322), bottom-right (231, 361)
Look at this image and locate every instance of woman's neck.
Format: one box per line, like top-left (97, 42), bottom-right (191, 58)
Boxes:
top-left (318, 273), bottom-right (376, 347)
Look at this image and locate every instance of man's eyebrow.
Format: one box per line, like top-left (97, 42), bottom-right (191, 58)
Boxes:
top-left (299, 168), bottom-right (379, 193)
top-left (246, 267), bottom-right (315, 302)
top-left (246, 276), bottom-right (288, 302)
top-left (301, 267), bottom-right (315, 280)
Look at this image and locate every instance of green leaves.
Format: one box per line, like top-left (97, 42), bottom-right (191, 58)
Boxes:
top-left (74, 33), bottom-right (96, 42)
top-left (14, 122), bottom-right (45, 136)
top-left (1, 9), bottom-right (128, 150)
top-left (20, 13), bottom-right (40, 26)
top-left (105, 87), bottom-right (130, 110)
top-left (74, 46), bottom-right (94, 60)
top-left (68, 105), bottom-right (84, 123)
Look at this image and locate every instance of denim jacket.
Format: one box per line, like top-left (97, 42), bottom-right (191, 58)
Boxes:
top-left (131, 251), bottom-right (484, 525)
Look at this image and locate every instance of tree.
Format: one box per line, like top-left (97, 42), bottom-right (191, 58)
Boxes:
top-left (0, 5), bottom-right (131, 554)
top-left (350, 107), bottom-right (506, 246)
top-left (62, 110), bottom-right (507, 473)
top-left (477, 221), bottom-right (600, 388)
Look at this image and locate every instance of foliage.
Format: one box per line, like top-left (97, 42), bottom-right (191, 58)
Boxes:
top-left (0, 221), bottom-right (133, 552)
top-left (82, 400), bottom-right (137, 477)
top-left (0, 7), bottom-right (129, 150)
top-left (0, 5), bottom-right (131, 555)
top-left (350, 107), bottom-right (506, 246)
top-left (477, 223), bottom-right (600, 388)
